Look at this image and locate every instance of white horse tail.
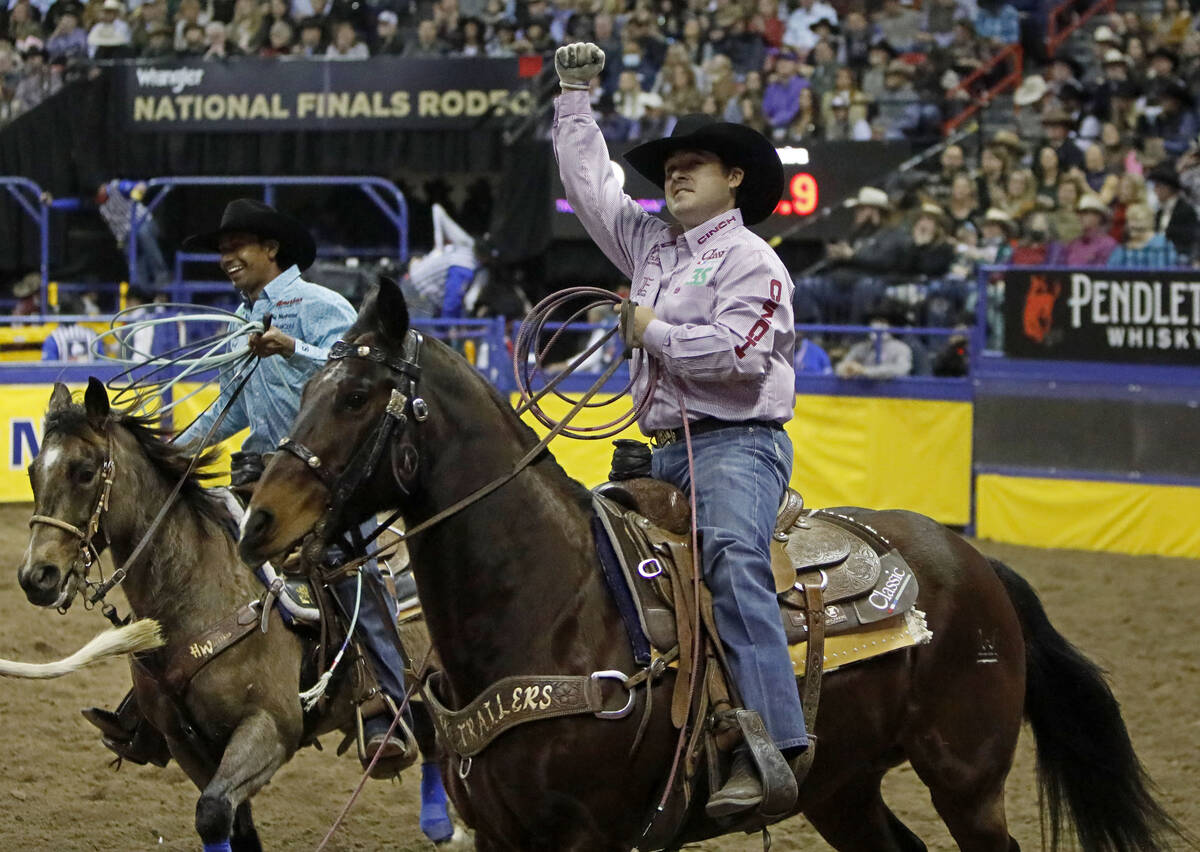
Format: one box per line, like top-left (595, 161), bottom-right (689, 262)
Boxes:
top-left (0, 619), bottom-right (164, 679)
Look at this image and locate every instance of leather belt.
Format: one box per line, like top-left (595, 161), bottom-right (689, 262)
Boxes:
top-left (650, 418), bottom-right (782, 449)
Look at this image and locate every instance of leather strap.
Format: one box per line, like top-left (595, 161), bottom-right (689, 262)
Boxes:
top-left (277, 437), bottom-right (340, 489)
top-left (159, 601), bottom-right (262, 696)
top-left (799, 584), bottom-right (825, 739)
top-left (421, 670), bottom-right (634, 758)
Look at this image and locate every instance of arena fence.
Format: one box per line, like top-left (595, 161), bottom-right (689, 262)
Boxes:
top-left (2, 266), bottom-right (1197, 558)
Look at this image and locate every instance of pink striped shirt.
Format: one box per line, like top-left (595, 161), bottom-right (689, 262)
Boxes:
top-left (552, 90), bottom-right (796, 432)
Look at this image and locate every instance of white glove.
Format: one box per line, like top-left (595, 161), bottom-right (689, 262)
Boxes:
top-left (555, 42), bottom-right (605, 91)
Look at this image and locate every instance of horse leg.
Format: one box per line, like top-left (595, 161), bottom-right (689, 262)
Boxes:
top-left (231, 802), bottom-right (263, 852)
top-left (410, 699), bottom-right (457, 844)
top-left (805, 771), bottom-right (927, 852)
top-left (907, 755), bottom-right (1018, 852)
top-left (194, 711), bottom-right (289, 852)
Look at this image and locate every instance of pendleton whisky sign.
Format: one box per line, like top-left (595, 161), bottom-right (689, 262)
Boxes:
top-left (1004, 268), bottom-right (1200, 365)
top-left (121, 57), bottom-right (536, 132)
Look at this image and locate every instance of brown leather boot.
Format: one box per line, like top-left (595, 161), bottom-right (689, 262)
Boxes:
top-left (705, 748), bottom-right (763, 818)
top-left (361, 715), bottom-right (418, 779)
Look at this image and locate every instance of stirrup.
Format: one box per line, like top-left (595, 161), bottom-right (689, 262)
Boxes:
top-left (734, 709), bottom-right (797, 822)
top-left (355, 694), bottom-right (418, 778)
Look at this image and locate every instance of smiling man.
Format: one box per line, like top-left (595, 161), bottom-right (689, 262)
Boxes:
top-left (553, 43), bottom-right (804, 820)
top-left (82, 199), bottom-right (419, 785)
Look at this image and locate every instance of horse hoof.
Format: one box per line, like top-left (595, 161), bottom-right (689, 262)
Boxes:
top-left (433, 825), bottom-right (472, 849)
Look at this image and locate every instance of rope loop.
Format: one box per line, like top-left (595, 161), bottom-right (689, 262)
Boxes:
top-left (512, 287), bottom-right (658, 441)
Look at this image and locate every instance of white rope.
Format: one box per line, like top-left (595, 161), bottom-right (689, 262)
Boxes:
top-left (92, 304), bottom-right (264, 416)
top-left (299, 568), bottom-right (363, 710)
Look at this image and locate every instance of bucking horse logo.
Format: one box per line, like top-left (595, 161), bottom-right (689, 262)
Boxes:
top-left (1022, 275), bottom-right (1062, 345)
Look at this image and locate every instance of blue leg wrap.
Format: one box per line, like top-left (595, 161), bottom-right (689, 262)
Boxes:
top-left (202, 841), bottom-right (233, 852)
top-left (420, 761), bottom-right (454, 843)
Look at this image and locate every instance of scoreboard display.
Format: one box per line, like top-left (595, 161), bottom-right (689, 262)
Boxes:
top-left (550, 140), bottom-right (913, 243)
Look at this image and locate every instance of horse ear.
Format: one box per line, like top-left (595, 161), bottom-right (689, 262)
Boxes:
top-left (374, 276), bottom-right (410, 345)
top-left (84, 377), bottom-right (110, 428)
top-left (49, 382), bottom-right (72, 412)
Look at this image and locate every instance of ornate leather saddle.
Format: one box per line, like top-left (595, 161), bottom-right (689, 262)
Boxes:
top-left (592, 478), bottom-right (930, 673)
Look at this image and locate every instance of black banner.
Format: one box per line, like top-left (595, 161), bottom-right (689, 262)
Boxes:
top-left (120, 57), bottom-right (537, 132)
top-left (1004, 268), bottom-right (1200, 365)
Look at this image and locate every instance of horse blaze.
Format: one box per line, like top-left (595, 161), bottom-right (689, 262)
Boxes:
top-left (735, 279), bottom-right (783, 359)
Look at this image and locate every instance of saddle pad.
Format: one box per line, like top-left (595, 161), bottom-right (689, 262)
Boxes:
top-left (789, 609), bottom-right (932, 676)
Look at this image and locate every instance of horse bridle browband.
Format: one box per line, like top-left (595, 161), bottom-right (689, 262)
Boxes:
top-left (28, 432), bottom-right (116, 611)
top-left (278, 331), bottom-right (428, 522)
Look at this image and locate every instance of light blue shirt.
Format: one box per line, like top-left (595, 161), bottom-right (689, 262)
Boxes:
top-left (178, 265), bottom-right (357, 454)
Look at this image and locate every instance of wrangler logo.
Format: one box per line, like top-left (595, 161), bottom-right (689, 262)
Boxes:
top-left (189, 641), bottom-right (214, 659)
top-left (734, 279), bottom-right (783, 359)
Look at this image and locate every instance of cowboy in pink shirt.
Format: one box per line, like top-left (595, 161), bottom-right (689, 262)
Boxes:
top-left (554, 41), bottom-right (805, 820)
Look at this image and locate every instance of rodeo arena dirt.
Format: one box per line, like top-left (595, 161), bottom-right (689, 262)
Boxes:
top-left (6, 11), bottom-right (1200, 848)
top-left (0, 514), bottom-right (1197, 850)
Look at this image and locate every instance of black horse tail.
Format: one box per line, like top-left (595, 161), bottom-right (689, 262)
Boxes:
top-left (990, 558), bottom-right (1190, 852)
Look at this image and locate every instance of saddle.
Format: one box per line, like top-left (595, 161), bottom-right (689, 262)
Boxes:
top-left (592, 479), bottom-right (928, 657)
top-left (591, 478), bottom-right (932, 846)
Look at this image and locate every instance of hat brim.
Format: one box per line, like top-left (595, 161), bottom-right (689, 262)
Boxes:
top-left (182, 217), bottom-right (316, 270)
top-left (624, 122), bottom-right (784, 226)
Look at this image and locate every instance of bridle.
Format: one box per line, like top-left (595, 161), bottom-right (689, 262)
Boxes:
top-left (277, 331), bottom-right (428, 549)
top-left (28, 432), bottom-right (116, 615)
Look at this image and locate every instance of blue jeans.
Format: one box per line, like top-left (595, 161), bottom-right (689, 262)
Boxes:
top-left (651, 423), bottom-right (807, 752)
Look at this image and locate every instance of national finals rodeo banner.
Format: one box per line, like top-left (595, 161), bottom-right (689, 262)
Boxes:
top-left (120, 56), bottom-right (537, 132)
top-left (1004, 267), bottom-right (1200, 366)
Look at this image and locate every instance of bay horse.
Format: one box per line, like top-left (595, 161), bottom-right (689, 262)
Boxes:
top-left (16, 379), bottom-right (465, 851)
top-left (240, 278), bottom-right (1182, 852)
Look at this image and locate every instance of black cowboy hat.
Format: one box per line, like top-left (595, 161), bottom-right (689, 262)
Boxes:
top-left (1148, 45), bottom-right (1179, 67)
top-left (182, 198), bottom-right (317, 270)
top-left (623, 114), bottom-right (784, 226)
top-left (1147, 163), bottom-right (1182, 190)
top-left (1160, 77), bottom-right (1195, 107)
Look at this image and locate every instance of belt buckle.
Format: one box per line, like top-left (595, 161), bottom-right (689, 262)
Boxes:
top-left (651, 429), bottom-right (677, 449)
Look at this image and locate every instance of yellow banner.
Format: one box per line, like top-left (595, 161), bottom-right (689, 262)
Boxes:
top-left (0, 382), bottom-right (971, 527)
top-left (515, 393), bottom-right (973, 525)
top-left (976, 474), bottom-right (1200, 558)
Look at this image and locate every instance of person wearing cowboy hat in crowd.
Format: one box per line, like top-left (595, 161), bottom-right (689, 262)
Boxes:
top-left (13, 42), bottom-right (61, 112)
top-left (877, 58), bottom-right (925, 140)
top-left (1148, 163), bottom-right (1198, 258)
top-left (823, 186), bottom-right (918, 323)
top-left (1064, 194), bottom-right (1118, 265)
top-left (1013, 74), bottom-right (1049, 140)
top-left (552, 41), bottom-right (808, 819)
top-left (87, 0), bottom-right (132, 57)
top-left (979, 207), bottom-right (1017, 264)
top-left (1141, 78), bottom-right (1198, 157)
top-left (1040, 105), bottom-right (1086, 171)
top-left (81, 199), bottom-right (420, 783)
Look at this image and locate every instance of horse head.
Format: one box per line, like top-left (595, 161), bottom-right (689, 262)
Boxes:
top-left (19, 378), bottom-right (114, 609)
top-left (240, 277), bottom-right (419, 567)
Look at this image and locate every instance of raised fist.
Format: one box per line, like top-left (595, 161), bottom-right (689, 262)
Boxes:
top-left (555, 42), bottom-right (605, 91)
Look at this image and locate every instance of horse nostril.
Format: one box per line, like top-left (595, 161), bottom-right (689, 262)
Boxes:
top-left (19, 562), bottom-right (62, 605)
top-left (31, 563), bottom-right (61, 592)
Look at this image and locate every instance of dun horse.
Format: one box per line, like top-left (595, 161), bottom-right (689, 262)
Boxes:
top-left (240, 278), bottom-right (1181, 852)
top-left (17, 380), bottom-right (462, 851)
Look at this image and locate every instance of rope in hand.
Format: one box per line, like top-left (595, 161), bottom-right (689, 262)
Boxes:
top-left (93, 303), bottom-right (265, 419)
top-left (513, 287), bottom-right (658, 438)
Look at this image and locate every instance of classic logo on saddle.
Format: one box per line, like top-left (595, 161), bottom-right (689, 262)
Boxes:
top-left (869, 564), bottom-right (912, 612)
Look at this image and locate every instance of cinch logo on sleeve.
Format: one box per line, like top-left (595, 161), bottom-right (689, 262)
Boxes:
top-left (696, 215), bottom-right (737, 245)
top-left (10, 419), bottom-right (40, 469)
top-left (734, 279), bottom-right (783, 359)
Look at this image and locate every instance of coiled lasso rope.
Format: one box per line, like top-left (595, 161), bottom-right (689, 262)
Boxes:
top-left (92, 303), bottom-right (266, 422)
top-left (512, 287), bottom-right (658, 439)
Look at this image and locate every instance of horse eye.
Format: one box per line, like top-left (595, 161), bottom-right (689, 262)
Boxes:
top-left (77, 468), bottom-right (96, 484)
top-left (344, 391), bottom-right (368, 410)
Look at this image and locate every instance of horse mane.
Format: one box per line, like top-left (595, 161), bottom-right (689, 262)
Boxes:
top-left (44, 404), bottom-right (233, 532)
